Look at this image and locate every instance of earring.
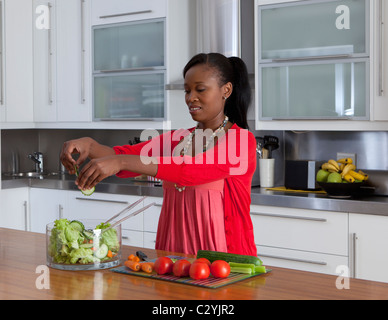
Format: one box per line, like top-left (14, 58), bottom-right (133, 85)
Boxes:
top-left (223, 96), bottom-right (228, 100)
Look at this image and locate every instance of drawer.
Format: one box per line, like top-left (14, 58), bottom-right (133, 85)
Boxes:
top-left (91, 0), bottom-right (167, 25)
top-left (67, 191), bottom-right (144, 231)
top-left (251, 205), bottom-right (348, 256)
top-left (257, 245), bottom-right (349, 276)
top-left (122, 229), bottom-right (143, 248)
top-left (143, 231), bottom-right (157, 249)
top-left (143, 197), bottom-right (162, 233)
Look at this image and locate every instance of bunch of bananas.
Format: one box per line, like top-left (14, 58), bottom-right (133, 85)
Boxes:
top-left (319, 158), bottom-right (369, 183)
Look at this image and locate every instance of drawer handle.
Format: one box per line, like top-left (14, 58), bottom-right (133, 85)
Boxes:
top-left (251, 212), bottom-right (327, 222)
top-left (259, 254), bottom-right (327, 266)
top-left (99, 10), bottom-right (152, 19)
top-left (75, 197), bottom-right (129, 204)
top-left (122, 236), bottom-right (129, 240)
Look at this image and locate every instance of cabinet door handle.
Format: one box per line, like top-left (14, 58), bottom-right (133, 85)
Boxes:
top-left (251, 212), bottom-right (327, 222)
top-left (259, 253), bottom-right (327, 266)
top-left (23, 201), bottom-right (28, 231)
top-left (75, 197), bottom-right (129, 204)
top-left (80, 0), bottom-right (86, 104)
top-left (58, 204), bottom-right (63, 219)
top-left (379, 0), bottom-right (385, 96)
top-left (47, 2), bottom-right (53, 105)
top-left (351, 233), bottom-right (358, 278)
top-left (99, 10), bottom-right (152, 19)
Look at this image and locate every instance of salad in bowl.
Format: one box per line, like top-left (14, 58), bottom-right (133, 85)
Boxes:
top-left (46, 218), bottom-right (121, 271)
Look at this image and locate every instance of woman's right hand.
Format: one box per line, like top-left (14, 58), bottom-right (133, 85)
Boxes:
top-left (60, 137), bottom-right (94, 175)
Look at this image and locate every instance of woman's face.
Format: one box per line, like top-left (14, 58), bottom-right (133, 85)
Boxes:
top-left (184, 64), bottom-right (232, 128)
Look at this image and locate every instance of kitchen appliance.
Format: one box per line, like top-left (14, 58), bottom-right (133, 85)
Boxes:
top-left (285, 160), bottom-right (323, 190)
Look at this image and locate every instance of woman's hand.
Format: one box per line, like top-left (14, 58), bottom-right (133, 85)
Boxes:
top-left (60, 138), bottom-right (94, 174)
top-left (75, 155), bottom-right (122, 191)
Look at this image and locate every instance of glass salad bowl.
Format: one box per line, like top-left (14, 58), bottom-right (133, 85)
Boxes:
top-left (46, 219), bottom-right (122, 271)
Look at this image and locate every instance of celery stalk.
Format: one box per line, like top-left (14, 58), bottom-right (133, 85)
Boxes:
top-left (230, 267), bottom-right (253, 274)
top-left (255, 265), bottom-right (267, 274)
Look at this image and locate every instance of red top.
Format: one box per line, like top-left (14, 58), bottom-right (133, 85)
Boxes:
top-left (113, 124), bottom-right (257, 256)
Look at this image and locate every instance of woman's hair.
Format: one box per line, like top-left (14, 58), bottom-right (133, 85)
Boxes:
top-left (183, 53), bottom-right (251, 129)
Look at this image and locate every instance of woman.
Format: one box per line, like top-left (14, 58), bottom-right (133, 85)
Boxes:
top-left (60, 53), bottom-right (257, 256)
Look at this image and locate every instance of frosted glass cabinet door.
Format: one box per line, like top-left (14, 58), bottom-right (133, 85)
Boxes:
top-left (94, 72), bottom-right (165, 120)
top-left (260, 59), bottom-right (368, 119)
top-left (94, 19), bottom-right (165, 71)
top-left (259, 0), bottom-right (368, 60)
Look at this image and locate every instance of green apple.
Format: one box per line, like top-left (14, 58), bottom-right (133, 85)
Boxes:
top-left (316, 169), bottom-right (330, 183)
top-left (327, 172), bottom-right (342, 183)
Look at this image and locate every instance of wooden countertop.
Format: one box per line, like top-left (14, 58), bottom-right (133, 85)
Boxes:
top-left (1, 228), bottom-right (388, 301)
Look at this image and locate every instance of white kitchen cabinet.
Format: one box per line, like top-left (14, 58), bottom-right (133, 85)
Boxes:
top-left (122, 229), bottom-right (143, 248)
top-left (372, 0), bottom-right (388, 121)
top-left (0, 0), bottom-right (34, 124)
top-left (349, 213), bottom-right (388, 283)
top-left (251, 204), bottom-right (349, 275)
top-left (254, 0), bottom-right (388, 131)
top-left (66, 191), bottom-right (144, 231)
top-left (143, 196), bottom-right (162, 249)
top-left (33, 0), bottom-right (57, 122)
top-left (29, 188), bottom-right (67, 234)
top-left (143, 196), bottom-right (162, 233)
top-left (91, 0), bottom-right (167, 26)
top-left (0, 188), bottom-right (30, 231)
top-left (257, 246), bottom-right (349, 275)
top-left (33, 0), bottom-right (91, 123)
top-left (56, 0), bottom-right (91, 122)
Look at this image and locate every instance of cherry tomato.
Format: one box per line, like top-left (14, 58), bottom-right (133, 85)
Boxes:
top-left (154, 257), bottom-right (174, 275)
top-left (210, 260), bottom-right (231, 278)
top-left (173, 259), bottom-right (191, 277)
top-left (194, 258), bottom-right (211, 267)
top-left (189, 262), bottom-right (210, 280)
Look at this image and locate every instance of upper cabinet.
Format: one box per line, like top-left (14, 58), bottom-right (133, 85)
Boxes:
top-left (1, 0), bottom-right (195, 129)
top-left (93, 19), bottom-right (166, 121)
top-left (0, 0), bottom-right (34, 124)
top-left (90, 0), bottom-right (166, 26)
top-left (255, 0), bottom-right (388, 131)
top-left (33, 0), bottom-right (91, 123)
top-left (372, 0), bottom-right (388, 121)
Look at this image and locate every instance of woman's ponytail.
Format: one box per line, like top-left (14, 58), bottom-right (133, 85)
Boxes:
top-left (225, 57), bottom-right (251, 129)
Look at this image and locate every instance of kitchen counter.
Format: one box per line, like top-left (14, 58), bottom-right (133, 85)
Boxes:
top-left (2, 173), bottom-right (388, 216)
top-left (2, 227), bottom-right (388, 300)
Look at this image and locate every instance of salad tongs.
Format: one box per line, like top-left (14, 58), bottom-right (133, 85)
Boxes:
top-left (102, 196), bottom-right (156, 233)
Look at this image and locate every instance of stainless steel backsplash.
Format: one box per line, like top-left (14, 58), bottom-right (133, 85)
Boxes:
top-left (1, 128), bottom-right (388, 194)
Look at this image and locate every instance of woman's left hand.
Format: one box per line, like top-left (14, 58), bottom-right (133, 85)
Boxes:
top-left (75, 156), bottom-right (121, 191)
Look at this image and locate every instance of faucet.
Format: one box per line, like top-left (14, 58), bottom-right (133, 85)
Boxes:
top-left (28, 152), bottom-right (44, 173)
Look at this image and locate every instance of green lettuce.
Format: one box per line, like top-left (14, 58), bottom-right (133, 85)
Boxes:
top-left (48, 218), bottom-right (120, 264)
top-left (96, 222), bottom-right (119, 253)
top-left (69, 248), bottom-right (96, 264)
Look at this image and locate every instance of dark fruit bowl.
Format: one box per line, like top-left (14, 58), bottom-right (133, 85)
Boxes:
top-left (317, 181), bottom-right (367, 198)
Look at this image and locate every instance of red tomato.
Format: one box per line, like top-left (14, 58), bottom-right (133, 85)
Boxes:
top-left (210, 260), bottom-right (231, 278)
top-left (194, 258), bottom-right (211, 267)
top-left (189, 262), bottom-right (210, 280)
top-left (154, 257), bottom-right (174, 275)
top-left (173, 259), bottom-right (191, 277)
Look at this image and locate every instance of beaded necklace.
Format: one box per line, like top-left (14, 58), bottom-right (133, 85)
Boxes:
top-left (174, 115), bottom-right (229, 192)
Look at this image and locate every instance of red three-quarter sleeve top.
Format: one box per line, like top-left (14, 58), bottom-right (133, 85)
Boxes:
top-left (113, 123), bottom-right (258, 256)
